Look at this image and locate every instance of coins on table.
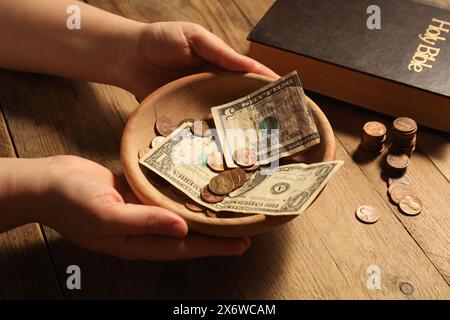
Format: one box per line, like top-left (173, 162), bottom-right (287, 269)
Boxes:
top-left (386, 153), bottom-right (410, 176)
top-left (391, 117), bottom-right (417, 156)
top-left (355, 205), bottom-right (380, 224)
top-left (360, 121), bottom-right (386, 153)
top-left (233, 147), bottom-right (257, 167)
top-left (399, 195), bottom-right (423, 215)
top-left (155, 115), bottom-right (176, 137)
top-left (388, 174), bottom-right (411, 187)
top-left (207, 151), bottom-right (225, 172)
top-left (389, 183), bottom-right (415, 204)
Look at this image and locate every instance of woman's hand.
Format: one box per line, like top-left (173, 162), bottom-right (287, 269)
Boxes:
top-left (0, 156), bottom-right (250, 261)
top-left (111, 21), bottom-right (279, 100)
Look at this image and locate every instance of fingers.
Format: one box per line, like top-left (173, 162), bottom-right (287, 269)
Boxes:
top-left (184, 24), bottom-right (279, 79)
top-left (101, 234), bottom-right (252, 261)
top-left (107, 203), bottom-right (188, 238)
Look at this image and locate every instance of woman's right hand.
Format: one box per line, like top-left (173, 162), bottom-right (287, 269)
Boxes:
top-left (0, 155), bottom-right (250, 260)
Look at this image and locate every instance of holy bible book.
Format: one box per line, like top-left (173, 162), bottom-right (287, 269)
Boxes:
top-left (248, 0), bottom-right (450, 132)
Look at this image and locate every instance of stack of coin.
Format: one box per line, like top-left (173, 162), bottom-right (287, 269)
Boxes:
top-left (387, 174), bottom-right (422, 215)
top-left (360, 121), bottom-right (387, 153)
top-left (391, 117), bottom-right (417, 156)
top-left (386, 153), bottom-right (410, 176)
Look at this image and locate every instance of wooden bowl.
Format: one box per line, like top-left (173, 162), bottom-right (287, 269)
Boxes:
top-left (121, 72), bottom-right (336, 237)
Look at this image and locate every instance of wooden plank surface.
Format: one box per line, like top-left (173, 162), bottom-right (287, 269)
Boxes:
top-left (0, 0), bottom-right (448, 299)
top-left (0, 91), bottom-right (61, 299)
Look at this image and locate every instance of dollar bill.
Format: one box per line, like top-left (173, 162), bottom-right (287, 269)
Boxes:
top-left (139, 122), bottom-right (343, 216)
top-left (211, 71), bottom-right (320, 168)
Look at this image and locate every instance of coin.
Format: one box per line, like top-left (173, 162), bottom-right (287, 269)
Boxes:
top-left (363, 121), bottom-right (387, 137)
top-left (386, 154), bottom-right (410, 170)
top-left (388, 174), bottom-right (412, 187)
top-left (231, 168), bottom-right (247, 187)
top-left (205, 209), bottom-right (218, 218)
top-left (185, 201), bottom-right (204, 212)
top-left (177, 118), bottom-right (195, 127)
top-left (201, 185), bottom-right (225, 203)
top-left (393, 117), bottom-right (417, 133)
top-left (155, 115), bottom-right (176, 137)
top-left (389, 184), bottom-right (415, 204)
top-left (207, 151), bottom-right (224, 171)
top-left (233, 147), bottom-right (257, 167)
top-left (219, 170), bottom-right (238, 190)
top-left (190, 120), bottom-right (210, 137)
top-left (150, 136), bottom-right (166, 149)
top-left (138, 146), bottom-right (151, 159)
top-left (244, 163), bottom-right (260, 171)
top-left (399, 195), bottom-right (423, 215)
top-left (355, 205), bottom-right (380, 224)
top-left (208, 173), bottom-right (234, 195)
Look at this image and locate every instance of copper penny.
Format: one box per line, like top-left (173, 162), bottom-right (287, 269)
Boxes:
top-left (185, 201), bottom-right (204, 212)
top-left (206, 151), bottom-right (224, 171)
top-left (233, 147), bottom-right (257, 167)
top-left (205, 209), bottom-right (218, 218)
top-left (388, 174), bottom-right (412, 187)
top-left (244, 163), bottom-right (260, 172)
top-left (393, 117), bottom-right (417, 133)
top-left (355, 205), bottom-right (380, 224)
top-left (190, 120), bottom-right (210, 137)
top-left (138, 146), bottom-right (151, 159)
top-left (155, 115), bottom-right (176, 137)
top-left (386, 154), bottom-right (410, 170)
top-left (201, 185), bottom-right (225, 203)
top-left (399, 195), bottom-right (423, 216)
top-left (208, 173), bottom-right (234, 195)
top-left (177, 118), bottom-right (195, 127)
top-left (150, 136), bottom-right (166, 149)
top-left (389, 184), bottom-right (415, 204)
top-left (363, 121), bottom-right (387, 137)
top-left (231, 168), bottom-right (247, 187)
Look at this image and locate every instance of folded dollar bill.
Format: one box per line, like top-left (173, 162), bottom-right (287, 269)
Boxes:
top-left (139, 122), bottom-right (342, 216)
top-left (211, 71), bottom-right (320, 168)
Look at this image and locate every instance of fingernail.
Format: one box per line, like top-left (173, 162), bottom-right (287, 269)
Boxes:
top-left (169, 220), bottom-right (188, 237)
top-left (241, 237), bottom-right (251, 250)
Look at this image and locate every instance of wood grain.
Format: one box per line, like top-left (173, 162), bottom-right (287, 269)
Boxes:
top-left (314, 94), bottom-right (450, 286)
top-left (0, 89), bottom-right (61, 299)
top-left (225, 142), bottom-right (450, 298)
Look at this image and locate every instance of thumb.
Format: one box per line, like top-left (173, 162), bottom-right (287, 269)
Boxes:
top-left (185, 24), bottom-right (279, 79)
top-left (107, 203), bottom-right (188, 238)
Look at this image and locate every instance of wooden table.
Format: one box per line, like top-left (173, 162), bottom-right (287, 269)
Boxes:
top-left (0, 0), bottom-right (449, 299)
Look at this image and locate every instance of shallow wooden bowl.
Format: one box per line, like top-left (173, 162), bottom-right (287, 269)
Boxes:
top-left (121, 72), bottom-right (336, 237)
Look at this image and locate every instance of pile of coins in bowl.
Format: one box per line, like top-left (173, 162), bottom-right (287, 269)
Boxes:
top-left (138, 113), bottom-right (261, 219)
top-left (357, 116), bottom-right (423, 222)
